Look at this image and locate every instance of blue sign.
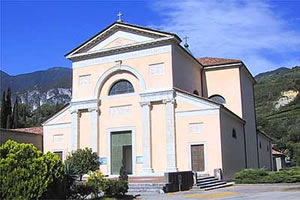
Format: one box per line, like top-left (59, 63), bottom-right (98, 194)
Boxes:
top-left (136, 156), bottom-right (143, 164)
top-left (99, 157), bottom-right (107, 165)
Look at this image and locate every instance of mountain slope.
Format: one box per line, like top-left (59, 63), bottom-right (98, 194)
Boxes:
top-left (0, 67), bottom-right (72, 93)
top-left (254, 66), bottom-right (300, 165)
top-left (0, 67), bottom-right (72, 109)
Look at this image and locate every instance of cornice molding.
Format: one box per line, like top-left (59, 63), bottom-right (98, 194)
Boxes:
top-left (67, 37), bottom-right (174, 61)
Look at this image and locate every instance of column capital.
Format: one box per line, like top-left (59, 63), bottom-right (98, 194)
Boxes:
top-left (88, 107), bottom-right (100, 113)
top-left (163, 98), bottom-right (175, 104)
top-left (140, 101), bottom-right (151, 107)
top-left (70, 109), bottom-right (79, 114)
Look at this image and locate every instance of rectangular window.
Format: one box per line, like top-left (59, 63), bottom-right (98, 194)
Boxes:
top-left (79, 74), bottom-right (91, 85)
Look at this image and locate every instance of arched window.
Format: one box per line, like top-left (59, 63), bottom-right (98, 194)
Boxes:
top-left (209, 94), bottom-right (226, 104)
top-left (193, 90), bottom-right (199, 95)
top-left (109, 80), bottom-right (134, 96)
top-left (232, 129), bottom-right (237, 139)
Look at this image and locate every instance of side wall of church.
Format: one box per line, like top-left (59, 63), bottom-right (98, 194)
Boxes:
top-left (220, 110), bottom-right (246, 180)
top-left (43, 108), bottom-right (72, 160)
top-left (240, 67), bottom-right (259, 168)
top-left (172, 46), bottom-right (202, 95)
top-left (257, 133), bottom-right (272, 170)
top-left (202, 67), bottom-right (243, 117)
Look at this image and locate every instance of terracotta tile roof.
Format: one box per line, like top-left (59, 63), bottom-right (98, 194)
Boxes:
top-left (11, 127), bottom-right (43, 136)
top-left (272, 149), bottom-right (284, 156)
top-left (198, 57), bottom-right (241, 66)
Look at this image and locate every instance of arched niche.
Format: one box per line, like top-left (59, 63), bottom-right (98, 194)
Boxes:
top-left (94, 65), bottom-right (146, 99)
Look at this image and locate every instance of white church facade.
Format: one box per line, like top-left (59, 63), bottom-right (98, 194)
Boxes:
top-left (43, 19), bottom-right (272, 180)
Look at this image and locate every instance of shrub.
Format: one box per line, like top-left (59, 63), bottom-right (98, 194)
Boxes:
top-left (86, 170), bottom-right (107, 198)
top-left (234, 168), bottom-right (268, 184)
top-left (0, 140), bottom-right (64, 199)
top-left (118, 161), bottom-right (128, 195)
top-left (263, 168), bottom-right (300, 183)
top-left (65, 147), bottom-right (99, 180)
top-left (103, 179), bottom-right (128, 197)
top-left (119, 160), bottom-right (128, 182)
top-left (69, 181), bottom-right (93, 200)
top-left (234, 168), bottom-right (300, 184)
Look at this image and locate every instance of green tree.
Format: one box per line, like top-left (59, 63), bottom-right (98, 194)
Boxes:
top-left (6, 87), bottom-right (12, 128)
top-left (65, 148), bottom-right (99, 181)
top-left (0, 140), bottom-right (64, 199)
top-left (0, 91), bottom-right (6, 128)
top-left (6, 114), bottom-right (12, 129)
top-left (12, 97), bottom-right (19, 128)
top-left (119, 160), bottom-right (128, 182)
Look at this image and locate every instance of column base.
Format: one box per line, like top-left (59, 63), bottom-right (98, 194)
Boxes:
top-left (141, 168), bottom-right (154, 175)
top-left (166, 167), bottom-right (178, 172)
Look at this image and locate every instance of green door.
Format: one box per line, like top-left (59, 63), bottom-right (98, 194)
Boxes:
top-left (111, 131), bottom-right (132, 175)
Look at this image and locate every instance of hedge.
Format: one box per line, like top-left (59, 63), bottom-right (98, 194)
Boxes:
top-left (234, 168), bottom-right (300, 184)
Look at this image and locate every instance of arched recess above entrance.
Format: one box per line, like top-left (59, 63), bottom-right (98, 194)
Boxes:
top-left (94, 65), bottom-right (146, 99)
top-left (100, 72), bottom-right (141, 98)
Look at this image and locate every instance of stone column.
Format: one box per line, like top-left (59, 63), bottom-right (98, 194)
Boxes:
top-left (163, 99), bottom-right (178, 172)
top-left (140, 101), bottom-right (154, 174)
top-left (89, 107), bottom-right (99, 153)
top-left (71, 109), bottom-right (79, 152)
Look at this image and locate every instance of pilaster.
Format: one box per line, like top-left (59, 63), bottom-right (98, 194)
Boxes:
top-left (71, 109), bottom-right (80, 152)
top-left (163, 98), bottom-right (178, 172)
top-left (140, 101), bottom-right (154, 174)
top-left (89, 107), bottom-right (100, 153)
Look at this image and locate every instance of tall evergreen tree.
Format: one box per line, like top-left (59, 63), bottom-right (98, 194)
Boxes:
top-left (0, 91), bottom-right (7, 128)
top-left (22, 106), bottom-right (26, 126)
top-left (6, 114), bottom-right (12, 129)
top-left (12, 97), bottom-right (19, 128)
top-left (6, 87), bottom-right (12, 126)
top-left (5, 87), bottom-right (13, 129)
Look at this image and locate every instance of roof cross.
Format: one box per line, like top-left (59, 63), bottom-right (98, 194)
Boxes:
top-left (117, 12), bottom-right (123, 22)
top-left (183, 36), bottom-right (189, 48)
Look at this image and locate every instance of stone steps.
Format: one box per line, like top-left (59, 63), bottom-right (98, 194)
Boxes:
top-left (128, 183), bottom-right (166, 193)
top-left (193, 176), bottom-right (233, 191)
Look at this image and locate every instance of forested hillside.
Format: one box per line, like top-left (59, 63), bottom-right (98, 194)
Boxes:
top-left (254, 66), bottom-right (300, 165)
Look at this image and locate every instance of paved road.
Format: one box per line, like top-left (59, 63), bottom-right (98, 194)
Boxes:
top-left (135, 184), bottom-right (300, 199)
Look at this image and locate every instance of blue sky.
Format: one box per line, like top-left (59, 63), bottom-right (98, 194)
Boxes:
top-left (1, 0), bottom-right (300, 76)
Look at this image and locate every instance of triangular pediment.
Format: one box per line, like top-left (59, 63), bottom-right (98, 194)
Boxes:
top-left (65, 22), bottom-right (180, 58)
top-left (87, 30), bottom-right (155, 52)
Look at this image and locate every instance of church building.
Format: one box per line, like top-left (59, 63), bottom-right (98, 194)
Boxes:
top-left (43, 17), bottom-right (272, 180)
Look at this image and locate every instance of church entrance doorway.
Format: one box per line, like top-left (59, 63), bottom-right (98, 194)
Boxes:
top-left (191, 144), bottom-right (205, 172)
top-left (111, 131), bottom-right (132, 175)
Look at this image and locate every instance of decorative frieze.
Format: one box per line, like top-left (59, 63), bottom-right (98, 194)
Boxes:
top-left (110, 105), bottom-right (132, 116)
top-left (73, 45), bottom-right (171, 68)
top-left (79, 74), bottom-right (91, 85)
top-left (53, 134), bottom-right (64, 143)
top-left (189, 123), bottom-right (204, 134)
top-left (149, 63), bottom-right (164, 76)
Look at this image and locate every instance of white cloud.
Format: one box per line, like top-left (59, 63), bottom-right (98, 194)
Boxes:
top-left (150, 0), bottom-right (300, 75)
